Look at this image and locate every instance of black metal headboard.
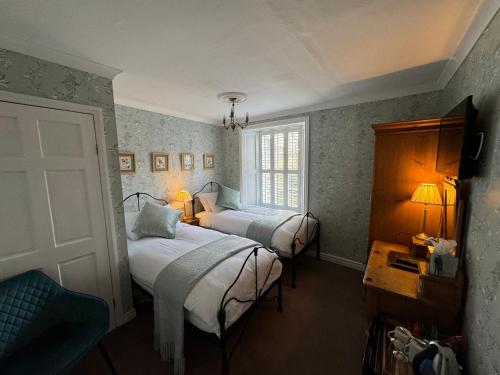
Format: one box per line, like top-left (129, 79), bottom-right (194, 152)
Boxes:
top-left (120, 192), bottom-right (167, 211)
top-left (191, 181), bottom-right (221, 217)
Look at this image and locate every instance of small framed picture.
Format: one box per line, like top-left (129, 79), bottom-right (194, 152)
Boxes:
top-left (119, 151), bottom-right (136, 174)
top-left (151, 152), bottom-right (169, 172)
top-left (203, 154), bottom-right (214, 169)
top-left (180, 152), bottom-right (194, 171)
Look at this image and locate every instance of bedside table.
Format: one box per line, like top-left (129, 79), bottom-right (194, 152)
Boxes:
top-left (180, 217), bottom-right (200, 226)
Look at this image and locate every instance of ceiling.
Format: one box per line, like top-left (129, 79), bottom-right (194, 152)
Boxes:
top-left (0, 0), bottom-right (498, 124)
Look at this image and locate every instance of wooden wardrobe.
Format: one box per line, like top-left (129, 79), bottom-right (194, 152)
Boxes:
top-left (368, 118), bottom-right (451, 252)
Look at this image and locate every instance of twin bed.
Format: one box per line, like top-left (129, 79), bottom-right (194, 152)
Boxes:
top-left (192, 182), bottom-right (320, 288)
top-left (127, 221), bottom-right (282, 336)
top-left (122, 186), bottom-right (319, 374)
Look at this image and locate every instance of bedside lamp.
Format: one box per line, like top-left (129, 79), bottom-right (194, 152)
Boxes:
top-left (411, 183), bottom-right (442, 240)
top-left (175, 190), bottom-right (192, 218)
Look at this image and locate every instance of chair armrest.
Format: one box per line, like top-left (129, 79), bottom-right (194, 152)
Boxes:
top-left (57, 291), bottom-right (110, 328)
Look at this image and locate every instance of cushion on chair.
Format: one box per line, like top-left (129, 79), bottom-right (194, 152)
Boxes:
top-left (0, 322), bottom-right (106, 374)
top-left (0, 271), bottom-right (64, 358)
top-left (0, 270), bottom-right (110, 374)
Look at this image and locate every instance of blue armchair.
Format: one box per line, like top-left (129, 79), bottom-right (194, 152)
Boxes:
top-left (0, 270), bottom-right (116, 374)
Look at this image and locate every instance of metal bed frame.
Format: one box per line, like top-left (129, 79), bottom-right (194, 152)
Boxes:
top-left (121, 192), bottom-right (283, 375)
top-left (191, 182), bottom-right (320, 288)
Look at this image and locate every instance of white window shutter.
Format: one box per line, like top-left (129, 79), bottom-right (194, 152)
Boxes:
top-left (240, 131), bottom-right (258, 205)
top-left (240, 117), bottom-right (308, 212)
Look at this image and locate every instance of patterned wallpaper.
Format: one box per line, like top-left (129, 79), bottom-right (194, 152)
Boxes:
top-left (222, 91), bottom-right (443, 263)
top-left (441, 9), bottom-right (500, 374)
top-left (0, 48), bottom-right (133, 314)
top-left (115, 104), bottom-right (224, 213)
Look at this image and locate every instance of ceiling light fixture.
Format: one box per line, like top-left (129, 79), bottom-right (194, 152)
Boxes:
top-left (218, 92), bottom-right (249, 131)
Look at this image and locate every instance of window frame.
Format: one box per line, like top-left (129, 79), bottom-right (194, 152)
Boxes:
top-left (239, 116), bottom-right (309, 213)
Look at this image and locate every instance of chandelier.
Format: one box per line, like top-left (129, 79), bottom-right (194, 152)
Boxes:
top-left (218, 92), bottom-right (249, 131)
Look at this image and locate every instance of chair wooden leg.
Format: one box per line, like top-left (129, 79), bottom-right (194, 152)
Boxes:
top-left (98, 341), bottom-right (117, 375)
top-left (291, 247), bottom-right (297, 289)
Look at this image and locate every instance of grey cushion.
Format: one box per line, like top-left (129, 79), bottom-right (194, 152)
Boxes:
top-left (133, 201), bottom-right (181, 239)
top-left (216, 185), bottom-right (242, 210)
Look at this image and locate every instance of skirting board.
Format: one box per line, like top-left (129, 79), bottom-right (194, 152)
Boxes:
top-left (120, 308), bottom-right (137, 326)
top-left (306, 252), bottom-right (366, 271)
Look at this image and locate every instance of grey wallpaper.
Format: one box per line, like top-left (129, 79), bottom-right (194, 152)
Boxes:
top-left (441, 9), bottom-right (500, 374)
top-left (222, 91), bottom-right (443, 263)
top-left (115, 104), bottom-right (224, 213)
top-left (0, 48), bottom-right (133, 314)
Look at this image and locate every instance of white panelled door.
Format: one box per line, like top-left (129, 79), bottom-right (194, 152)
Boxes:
top-left (0, 101), bottom-right (114, 321)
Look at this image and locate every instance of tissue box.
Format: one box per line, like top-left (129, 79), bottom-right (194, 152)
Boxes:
top-left (429, 253), bottom-right (459, 278)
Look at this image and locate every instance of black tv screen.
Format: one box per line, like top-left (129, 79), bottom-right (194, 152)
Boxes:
top-left (436, 96), bottom-right (479, 179)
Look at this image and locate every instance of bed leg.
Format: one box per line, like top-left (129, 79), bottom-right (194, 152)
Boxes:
top-left (316, 224), bottom-right (321, 260)
top-left (291, 243), bottom-right (297, 289)
top-left (277, 276), bottom-right (283, 312)
top-left (218, 310), bottom-right (228, 375)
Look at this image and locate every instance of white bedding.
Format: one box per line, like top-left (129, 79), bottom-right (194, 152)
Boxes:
top-left (195, 205), bottom-right (318, 256)
top-left (127, 222), bottom-right (282, 336)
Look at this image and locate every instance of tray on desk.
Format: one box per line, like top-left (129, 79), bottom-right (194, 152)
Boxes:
top-left (387, 251), bottom-right (424, 274)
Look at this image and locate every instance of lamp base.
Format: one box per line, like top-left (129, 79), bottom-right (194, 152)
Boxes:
top-left (415, 232), bottom-right (430, 241)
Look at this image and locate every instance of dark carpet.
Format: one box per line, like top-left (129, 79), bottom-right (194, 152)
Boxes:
top-left (71, 256), bottom-right (366, 375)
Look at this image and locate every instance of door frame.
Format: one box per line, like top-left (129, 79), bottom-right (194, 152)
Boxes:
top-left (0, 90), bottom-right (126, 328)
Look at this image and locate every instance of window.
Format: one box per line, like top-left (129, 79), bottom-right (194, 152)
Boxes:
top-left (240, 118), bottom-right (308, 212)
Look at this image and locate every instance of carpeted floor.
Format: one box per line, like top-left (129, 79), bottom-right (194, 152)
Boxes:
top-left (71, 256), bottom-right (366, 375)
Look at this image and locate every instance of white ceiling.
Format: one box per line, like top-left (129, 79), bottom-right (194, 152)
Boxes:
top-left (0, 0), bottom-right (498, 124)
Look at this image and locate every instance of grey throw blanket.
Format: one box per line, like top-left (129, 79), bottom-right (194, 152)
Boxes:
top-left (153, 235), bottom-right (258, 375)
top-left (246, 211), bottom-right (300, 247)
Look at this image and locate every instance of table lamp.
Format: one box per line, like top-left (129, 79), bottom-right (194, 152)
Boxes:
top-left (411, 183), bottom-right (442, 240)
top-left (176, 190), bottom-right (192, 218)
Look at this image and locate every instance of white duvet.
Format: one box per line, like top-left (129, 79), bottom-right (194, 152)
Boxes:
top-left (196, 205), bottom-right (318, 256)
top-left (127, 222), bottom-right (282, 336)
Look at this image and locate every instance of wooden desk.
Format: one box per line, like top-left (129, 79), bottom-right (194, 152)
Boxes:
top-left (363, 240), bottom-right (461, 334)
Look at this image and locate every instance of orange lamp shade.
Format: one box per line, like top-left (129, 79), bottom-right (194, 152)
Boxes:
top-left (175, 190), bottom-right (192, 202)
top-left (410, 183), bottom-right (442, 205)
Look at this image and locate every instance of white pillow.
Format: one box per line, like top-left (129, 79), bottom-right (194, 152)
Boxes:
top-left (124, 211), bottom-right (140, 241)
top-left (198, 192), bottom-right (225, 213)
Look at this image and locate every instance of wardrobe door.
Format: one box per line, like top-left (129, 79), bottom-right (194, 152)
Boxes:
top-left (0, 101), bottom-right (114, 322)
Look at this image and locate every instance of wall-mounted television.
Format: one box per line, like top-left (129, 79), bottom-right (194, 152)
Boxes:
top-left (436, 96), bottom-right (482, 180)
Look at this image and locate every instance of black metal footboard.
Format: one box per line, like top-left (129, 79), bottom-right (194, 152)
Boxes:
top-left (290, 212), bottom-right (320, 288)
top-left (217, 246), bottom-right (282, 375)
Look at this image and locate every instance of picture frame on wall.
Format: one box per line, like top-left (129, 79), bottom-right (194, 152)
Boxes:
top-left (180, 152), bottom-right (194, 171)
top-left (151, 152), bottom-right (169, 172)
top-left (119, 150), bottom-right (136, 174)
top-left (203, 154), bottom-right (214, 169)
